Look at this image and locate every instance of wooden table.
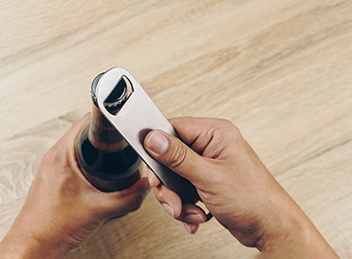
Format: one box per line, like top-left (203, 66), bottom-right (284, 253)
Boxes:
top-left (1, 1), bottom-right (351, 258)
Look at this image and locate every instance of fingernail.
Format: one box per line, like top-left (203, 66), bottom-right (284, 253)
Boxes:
top-left (183, 222), bottom-right (191, 234)
top-left (184, 213), bottom-right (205, 223)
top-left (162, 203), bottom-right (174, 217)
top-left (146, 131), bottom-right (169, 154)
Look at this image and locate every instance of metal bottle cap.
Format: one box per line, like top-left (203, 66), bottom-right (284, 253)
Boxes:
top-left (88, 72), bottom-right (129, 151)
top-left (91, 73), bottom-right (128, 113)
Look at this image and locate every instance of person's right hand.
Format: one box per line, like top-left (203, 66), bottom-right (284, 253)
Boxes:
top-left (144, 117), bottom-right (337, 258)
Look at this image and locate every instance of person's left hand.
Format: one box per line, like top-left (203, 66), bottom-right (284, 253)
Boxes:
top-left (0, 114), bottom-right (150, 258)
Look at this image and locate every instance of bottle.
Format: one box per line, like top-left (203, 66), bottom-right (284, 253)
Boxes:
top-left (75, 72), bottom-right (141, 192)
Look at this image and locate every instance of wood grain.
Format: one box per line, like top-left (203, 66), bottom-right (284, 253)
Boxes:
top-left (1, 0), bottom-right (351, 258)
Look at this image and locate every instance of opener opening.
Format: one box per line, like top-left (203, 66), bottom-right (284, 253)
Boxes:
top-left (104, 75), bottom-right (134, 115)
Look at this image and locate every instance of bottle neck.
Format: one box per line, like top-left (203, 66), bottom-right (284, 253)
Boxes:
top-left (88, 105), bottom-right (128, 152)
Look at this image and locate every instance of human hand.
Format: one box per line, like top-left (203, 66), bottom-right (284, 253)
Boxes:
top-left (0, 114), bottom-right (150, 258)
top-left (144, 117), bottom-right (337, 257)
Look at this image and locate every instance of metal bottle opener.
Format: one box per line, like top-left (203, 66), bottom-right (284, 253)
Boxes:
top-left (95, 67), bottom-right (200, 204)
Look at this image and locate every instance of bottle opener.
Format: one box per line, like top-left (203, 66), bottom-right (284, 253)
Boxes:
top-left (95, 67), bottom-right (200, 204)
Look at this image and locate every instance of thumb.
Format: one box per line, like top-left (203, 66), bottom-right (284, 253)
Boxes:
top-left (144, 130), bottom-right (207, 184)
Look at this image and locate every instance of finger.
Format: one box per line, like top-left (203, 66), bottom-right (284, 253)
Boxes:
top-left (102, 177), bottom-right (150, 218)
top-left (152, 183), bottom-right (183, 219)
top-left (168, 117), bottom-right (213, 145)
top-left (144, 130), bottom-right (211, 184)
top-left (183, 222), bottom-right (199, 235)
top-left (41, 113), bottom-right (91, 172)
top-left (169, 117), bottom-right (226, 147)
top-left (146, 168), bottom-right (161, 188)
top-left (152, 185), bottom-right (206, 224)
top-left (61, 113), bottom-right (91, 142)
top-left (178, 204), bottom-right (207, 224)
top-left (170, 117), bottom-right (235, 158)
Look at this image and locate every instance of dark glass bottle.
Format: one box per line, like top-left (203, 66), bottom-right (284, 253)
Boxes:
top-left (76, 73), bottom-right (141, 192)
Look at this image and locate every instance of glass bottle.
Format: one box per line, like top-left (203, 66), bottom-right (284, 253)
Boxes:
top-left (75, 73), bottom-right (141, 192)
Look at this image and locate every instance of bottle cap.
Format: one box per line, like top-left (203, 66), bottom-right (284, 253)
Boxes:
top-left (91, 73), bottom-right (128, 113)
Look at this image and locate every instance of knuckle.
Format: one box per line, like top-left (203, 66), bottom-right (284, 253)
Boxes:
top-left (42, 144), bottom-right (62, 165)
top-left (129, 195), bottom-right (144, 212)
top-left (153, 184), bottom-right (169, 202)
top-left (166, 141), bottom-right (188, 170)
top-left (215, 118), bottom-right (242, 140)
top-left (154, 188), bottom-right (165, 203)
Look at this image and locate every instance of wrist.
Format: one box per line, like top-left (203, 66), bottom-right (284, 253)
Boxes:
top-left (257, 191), bottom-right (338, 258)
top-left (0, 220), bottom-right (71, 259)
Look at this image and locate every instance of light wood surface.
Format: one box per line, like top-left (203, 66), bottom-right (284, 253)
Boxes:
top-left (1, 1), bottom-right (351, 258)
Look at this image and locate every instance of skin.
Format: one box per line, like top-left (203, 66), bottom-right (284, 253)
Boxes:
top-left (143, 117), bottom-right (338, 258)
top-left (0, 115), bottom-right (338, 258)
top-left (0, 114), bottom-right (150, 258)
